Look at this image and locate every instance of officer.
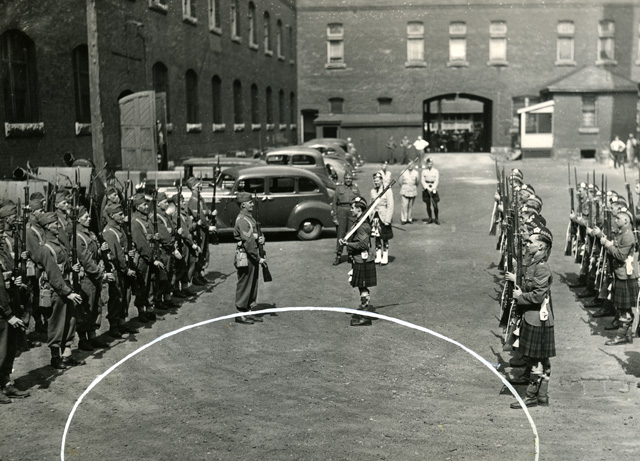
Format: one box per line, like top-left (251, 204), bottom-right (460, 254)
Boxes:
top-left (35, 212), bottom-right (83, 369)
top-left (233, 192), bottom-right (266, 325)
top-left (332, 173), bottom-right (360, 265)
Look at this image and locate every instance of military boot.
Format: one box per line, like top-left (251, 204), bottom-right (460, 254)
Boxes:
top-left (537, 375), bottom-right (550, 407)
top-left (510, 374), bottom-right (541, 409)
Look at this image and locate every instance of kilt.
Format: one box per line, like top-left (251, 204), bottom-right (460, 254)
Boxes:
top-left (351, 261), bottom-right (377, 288)
top-left (519, 319), bottom-right (556, 359)
top-left (379, 223), bottom-right (394, 240)
top-left (613, 278), bottom-right (639, 313)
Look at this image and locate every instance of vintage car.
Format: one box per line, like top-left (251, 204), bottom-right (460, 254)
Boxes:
top-left (263, 146), bottom-right (337, 190)
top-left (159, 165), bottom-right (335, 240)
top-left (302, 139), bottom-right (356, 169)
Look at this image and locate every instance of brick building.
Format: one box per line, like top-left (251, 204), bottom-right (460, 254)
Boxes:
top-left (296, 0), bottom-right (640, 161)
top-left (0, 0), bottom-right (297, 177)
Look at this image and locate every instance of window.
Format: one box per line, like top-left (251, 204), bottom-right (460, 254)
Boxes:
top-left (251, 84), bottom-right (259, 124)
top-left (275, 20), bottom-right (283, 59)
top-left (378, 97), bottom-right (392, 113)
top-left (1, 30), bottom-right (39, 123)
top-left (208, 0), bottom-right (221, 32)
top-left (239, 178), bottom-right (264, 194)
top-left (279, 90), bottom-right (285, 124)
top-left (269, 177), bottom-right (295, 194)
top-left (327, 23), bottom-right (345, 67)
top-left (525, 113), bottom-right (552, 134)
top-left (233, 80), bottom-right (243, 124)
top-left (581, 96), bottom-right (596, 127)
top-left (72, 45), bottom-right (90, 124)
top-left (489, 21), bottom-right (507, 64)
top-left (230, 0), bottom-right (240, 39)
top-left (292, 155), bottom-right (315, 165)
top-left (183, 0), bottom-right (197, 23)
top-left (406, 22), bottom-right (424, 63)
top-left (289, 92), bottom-right (296, 125)
top-left (448, 22), bottom-right (467, 65)
top-left (298, 177), bottom-right (319, 193)
top-left (598, 20), bottom-right (615, 62)
top-left (248, 3), bottom-right (257, 47)
top-left (266, 154), bottom-right (288, 165)
top-left (266, 87), bottom-right (273, 124)
top-left (185, 70), bottom-right (199, 123)
top-left (152, 62), bottom-right (170, 122)
top-left (556, 21), bottom-right (575, 64)
top-left (211, 75), bottom-right (222, 124)
top-left (288, 26), bottom-right (294, 63)
top-left (329, 97), bottom-right (344, 114)
top-left (264, 12), bottom-right (272, 54)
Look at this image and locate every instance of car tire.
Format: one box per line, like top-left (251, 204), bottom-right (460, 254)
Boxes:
top-left (297, 219), bottom-right (322, 240)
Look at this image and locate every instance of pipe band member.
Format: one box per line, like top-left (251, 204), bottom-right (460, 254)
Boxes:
top-left (370, 172), bottom-right (394, 265)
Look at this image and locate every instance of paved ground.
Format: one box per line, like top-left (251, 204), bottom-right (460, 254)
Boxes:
top-left (2, 155), bottom-right (640, 460)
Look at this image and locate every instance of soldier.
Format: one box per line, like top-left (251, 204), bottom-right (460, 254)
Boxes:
top-left (35, 212), bottom-right (83, 369)
top-left (186, 177), bottom-right (210, 286)
top-left (153, 192), bottom-right (178, 309)
top-left (26, 196), bottom-right (47, 337)
top-left (233, 192), bottom-right (266, 325)
top-left (130, 194), bottom-right (159, 322)
top-left (74, 206), bottom-right (113, 351)
top-left (101, 186), bottom-right (121, 229)
top-left (332, 172), bottom-right (360, 265)
top-left (170, 193), bottom-right (195, 298)
top-left (370, 172), bottom-right (394, 265)
top-left (55, 191), bottom-right (72, 250)
top-left (421, 157), bottom-right (440, 224)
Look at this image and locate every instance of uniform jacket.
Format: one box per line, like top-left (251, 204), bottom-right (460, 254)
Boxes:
top-left (131, 211), bottom-right (153, 262)
top-left (103, 222), bottom-right (128, 274)
top-left (605, 227), bottom-right (638, 280)
top-left (332, 183), bottom-right (360, 215)
top-left (0, 271), bottom-right (13, 321)
top-left (76, 227), bottom-right (103, 281)
top-left (36, 234), bottom-right (72, 297)
top-left (234, 209), bottom-right (262, 263)
top-left (56, 210), bottom-right (71, 250)
top-left (518, 260), bottom-right (554, 327)
top-left (421, 168), bottom-right (440, 191)
top-left (26, 222), bottom-right (45, 265)
top-left (370, 187), bottom-right (394, 224)
top-left (346, 220), bottom-right (375, 263)
top-left (399, 169), bottom-right (419, 197)
top-left (157, 210), bottom-right (175, 248)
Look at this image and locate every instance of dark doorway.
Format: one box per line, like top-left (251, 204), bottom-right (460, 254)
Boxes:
top-left (323, 126), bottom-right (338, 138)
top-left (301, 109), bottom-right (318, 142)
top-left (423, 93), bottom-right (492, 152)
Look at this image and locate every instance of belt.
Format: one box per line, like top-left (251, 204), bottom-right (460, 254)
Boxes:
top-left (337, 202), bottom-right (351, 206)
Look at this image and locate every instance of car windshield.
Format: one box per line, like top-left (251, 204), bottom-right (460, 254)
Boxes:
top-left (266, 155), bottom-right (289, 165)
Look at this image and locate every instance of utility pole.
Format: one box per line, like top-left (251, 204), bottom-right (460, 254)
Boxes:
top-left (86, 0), bottom-right (106, 173)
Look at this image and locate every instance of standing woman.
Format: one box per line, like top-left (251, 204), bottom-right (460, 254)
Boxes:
top-left (370, 172), bottom-right (394, 265)
top-left (340, 197), bottom-right (376, 327)
top-left (505, 226), bottom-right (555, 408)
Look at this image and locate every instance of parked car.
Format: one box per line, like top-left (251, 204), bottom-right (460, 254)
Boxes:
top-left (302, 139), bottom-right (356, 169)
top-left (263, 146), bottom-right (337, 190)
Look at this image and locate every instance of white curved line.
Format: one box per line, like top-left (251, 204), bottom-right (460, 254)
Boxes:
top-left (61, 307), bottom-right (539, 461)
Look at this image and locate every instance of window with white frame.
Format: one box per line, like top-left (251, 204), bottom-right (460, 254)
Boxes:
top-left (288, 25), bottom-right (294, 63)
top-left (449, 22), bottom-right (467, 64)
top-left (489, 21), bottom-right (507, 63)
top-left (208, 0), bottom-right (220, 32)
top-left (248, 2), bottom-right (257, 47)
top-left (230, 0), bottom-right (240, 39)
top-left (277, 20), bottom-right (283, 58)
top-left (327, 23), bottom-right (345, 65)
top-left (406, 22), bottom-right (424, 63)
top-left (183, 0), bottom-right (197, 22)
top-left (556, 21), bottom-right (575, 63)
top-left (581, 96), bottom-right (596, 127)
top-left (264, 12), bottom-right (272, 53)
top-left (597, 20), bottom-right (615, 62)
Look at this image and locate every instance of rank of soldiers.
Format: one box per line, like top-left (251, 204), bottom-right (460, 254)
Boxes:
top-left (0, 172), bottom-right (218, 403)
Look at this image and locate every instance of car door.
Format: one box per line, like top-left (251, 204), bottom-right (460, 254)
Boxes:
top-left (263, 175), bottom-right (298, 227)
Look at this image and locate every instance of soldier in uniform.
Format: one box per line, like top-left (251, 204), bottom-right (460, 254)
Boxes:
top-left (55, 191), bottom-right (72, 250)
top-left (35, 212), bottom-right (83, 369)
top-left (233, 192), bottom-right (266, 325)
top-left (74, 206), bottom-right (113, 351)
top-left (170, 193), bottom-right (195, 298)
top-left (153, 192), bottom-right (178, 309)
top-left (371, 172), bottom-right (394, 265)
top-left (26, 196), bottom-right (47, 337)
top-left (421, 157), bottom-right (440, 224)
top-left (332, 173), bottom-right (360, 265)
top-left (186, 177), bottom-right (210, 286)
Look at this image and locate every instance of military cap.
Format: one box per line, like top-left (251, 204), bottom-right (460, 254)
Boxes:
top-left (56, 190), bottom-right (71, 204)
top-left (30, 191), bottom-right (45, 201)
top-left (77, 205), bottom-right (89, 217)
top-left (617, 206), bottom-right (634, 222)
top-left (426, 157), bottom-right (434, 163)
top-left (131, 194), bottom-right (147, 207)
top-left (587, 183), bottom-right (595, 190)
top-left (373, 172), bottom-right (383, 180)
top-left (236, 191), bottom-right (253, 204)
top-left (186, 177), bottom-right (199, 189)
top-left (526, 195), bottom-right (543, 211)
top-left (351, 196), bottom-right (368, 211)
top-left (104, 203), bottom-right (123, 217)
top-left (29, 198), bottom-right (44, 211)
top-left (38, 211), bottom-right (58, 227)
top-left (531, 225), bottom-right (553, 245)
top-left (0, 203), bottom-right (17, 219)
top-left (521, 184), bottom-right (535, 194)
top-left (611, 195), bottom-right (627, 207)
top-left (510, 168), bottom-right (523, 181)
top-left (156, 191), bottom-right (168, 202)
top-left (578, 182), bottom-right (587, 190)
top-left (105, 186), bottom-right (119, 196)
top-left (530, 214), bottom-right (547, 227)
top-left (521, 205), bottom-right (538, 215)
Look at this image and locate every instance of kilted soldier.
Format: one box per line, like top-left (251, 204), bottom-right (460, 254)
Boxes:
top-left (154, 192), bottom-right (178, 309)
top-left (602, 207), bottom-right (639, 345)
top-left (370, 172), bottom-right (394, 265)
top-left (75, 206), bottom-right (113, 351)
top-left (332, 173), bottom-right (360, 265)
top-left (102, 204), bottom-right (137, 337)
top-left (35, 212), bottom-right (84, 369)
top-left (233, 192), bottom-right (266, 325)
top-left (340, 196), bottom-right (377, 327)
top-left (186, 177), bottom-right (210, 286)
top-left (505, 226), bottom-right (555, 408)
top-left (0, 270), bottom-right (30, 403)
top-left (130, 194), bottom-right (157, 322)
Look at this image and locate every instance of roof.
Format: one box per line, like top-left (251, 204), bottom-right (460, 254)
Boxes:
top-left (541, 66), bottom-right (639, 93)
top-left (517, 100), bottom-right (554, 115)
top-left (231, 165), bottom-right (325, 180)
top-left (264, 146), bottom-right (323, 156)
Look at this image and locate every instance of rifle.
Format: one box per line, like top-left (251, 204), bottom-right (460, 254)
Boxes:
top-left (175, 179), bottom-right (184, 253)
top-left (503, 187), bottom-right (522, 350)
top-left (210, 158), bottom-right (220, 245)
top-left (253, 192), bottom-right (273, 282)
top-left (193, 180), bottom-right (203, 252)
top-left (489, 158), bottom-right (500, 236)
top-left (71, 174), bottom-right (80, 292)
top-left (564, 161), bottom-right (575, 256)
top-left (145, 189), bottom-right (159, 299)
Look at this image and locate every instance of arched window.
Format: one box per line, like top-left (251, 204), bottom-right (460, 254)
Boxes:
top-left (289, 92), bottom-right (296, 125)
top-left (248, 2), bottom-right (257, 47)
top-left (0, 30), bottom-right (39, 122)
top-left (185, 69), bottom-right (199, 124)
top-left (278, 89), bottom-right (285, 124)
top-left (264, 12), bottom-right (272, 53)
top-left (276, 20), bottom-right (283, 58)
top-left (231, 0), bottom-right (241, 39)
top-left (152, 61), bottom-right (170, 122)
top-left (72, 45), bottom-right (90, 124)
top-left (266, 86), bottom-right (273, 124)
top-left (251, 84), bottom-right (259, 124)
top-left (211, 75), bottom-right (222, 124)
top-left (233, 80), bottom-right (243, 124)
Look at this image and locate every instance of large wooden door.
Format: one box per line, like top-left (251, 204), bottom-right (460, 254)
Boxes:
top-left (119, 91), bottom-right (157, 170)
